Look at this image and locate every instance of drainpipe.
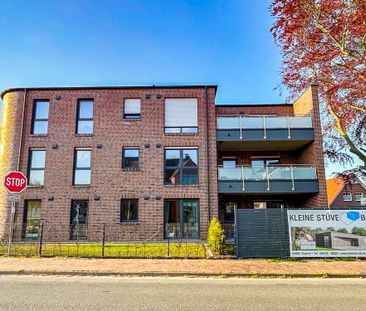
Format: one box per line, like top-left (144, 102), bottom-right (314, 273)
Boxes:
top-left (17, 89), bottom-right (27, 170)
top-left (8, 89), bottom-right (27, 255)
top-left (205, 86), bottom-right (211, 222)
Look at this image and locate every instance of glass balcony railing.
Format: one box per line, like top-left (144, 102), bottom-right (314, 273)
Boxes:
top-left (217, 115), bottom-right (313, 130)
top-left (218, 165), bottom-right (317, 181)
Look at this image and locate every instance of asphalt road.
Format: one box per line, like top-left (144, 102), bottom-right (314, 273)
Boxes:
top-left (0, 275), bottom-right (365, 311)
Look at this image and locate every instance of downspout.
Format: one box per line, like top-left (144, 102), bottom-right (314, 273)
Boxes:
top-left (205, 86), bottom-right (211, 221)
top-left (14, 89), bottom-right (27, 223)
top-left (17, 89), bottom-right (27, 170)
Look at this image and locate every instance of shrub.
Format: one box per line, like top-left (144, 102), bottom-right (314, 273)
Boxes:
top-left (207, 218), bottom-right (225, 255)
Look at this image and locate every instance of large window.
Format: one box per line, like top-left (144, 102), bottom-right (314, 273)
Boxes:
top-left (164, 98), bottom-right (198, 133)
top-left (73, 149), bottom-right (91, 185)
top-left (31, 100), bottom-right (49, 134)
top-left (28, 149), bottom-right (46, 186)
top-left (165, 148), bottom-right (198, 185)
top-left (120, 199), bottom-right (138, 222)
top-left (122, 148), bottom-right (140, 169)
top-left (76, 99), bottom-right (94, 134)
top-left (124, 99), bottom-right (141, 119)
top-left (70, 200), bottom-right (88, 240)
top-left (23, 200), bottom-right (41, 240)
top-left (164, 199), bottom-right (199, 239)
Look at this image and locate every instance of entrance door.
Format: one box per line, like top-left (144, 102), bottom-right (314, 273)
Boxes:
top-left (70, 200), bottom-right (88, 240)
top-left (324, 236), bottom-right (330, 248)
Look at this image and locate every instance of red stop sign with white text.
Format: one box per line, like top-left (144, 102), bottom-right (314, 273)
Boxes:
top-left (4, 171), bottom-right (27, 193)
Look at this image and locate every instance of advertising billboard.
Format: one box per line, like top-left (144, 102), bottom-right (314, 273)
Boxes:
top-left (288, 209), bottom-right (366, 257)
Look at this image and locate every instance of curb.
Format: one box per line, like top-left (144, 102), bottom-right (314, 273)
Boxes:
top-left (0, 270), bottom-right (365, 278)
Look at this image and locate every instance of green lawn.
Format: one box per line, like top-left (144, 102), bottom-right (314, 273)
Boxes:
top-left (0, 242), bottom-right (207, 258)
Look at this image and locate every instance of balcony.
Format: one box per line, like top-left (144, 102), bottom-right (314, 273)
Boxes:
top-left (217, 115), bottom-right (315, 151)
top-left (218, 165), bottom-right (319, 194)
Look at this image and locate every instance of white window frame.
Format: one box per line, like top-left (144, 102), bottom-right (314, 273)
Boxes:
top-left (355, 192), bottom-right (364, 202)
top-left (343, 192), bottom-right (352, 202)
top-left (164, 98), bottom-right (198, 134)
top-left (124, 99), bottom-right (141, 119)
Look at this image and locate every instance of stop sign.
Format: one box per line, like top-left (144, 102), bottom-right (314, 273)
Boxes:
top-left (4, 171), bottom-right (28, 193)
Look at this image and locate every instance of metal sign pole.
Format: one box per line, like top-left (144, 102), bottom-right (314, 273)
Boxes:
top-left (7, 202), bottom-right (15, 256)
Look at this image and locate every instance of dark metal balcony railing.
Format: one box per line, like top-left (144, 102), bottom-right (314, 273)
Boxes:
top-left (217, 115), bottom-right (313, 139)
top-left (218, 165), bottom-right (317, 191)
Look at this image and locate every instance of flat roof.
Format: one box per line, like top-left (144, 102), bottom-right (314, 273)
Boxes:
top-left (215, 103), bottom-right (292, 107)
top-left (1, 84), bottom-right (218, 99)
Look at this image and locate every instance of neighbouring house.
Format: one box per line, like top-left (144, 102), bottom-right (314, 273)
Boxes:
top-left (0, 84), bottom-right (327, 243)
top-left (315, 231), bottom-right (366, 250)
top-left (327, 177), bottom-right (366, 209)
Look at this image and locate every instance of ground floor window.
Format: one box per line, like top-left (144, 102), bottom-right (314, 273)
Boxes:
top-left (70, 200), bottom-right (88, 240)
top-left (253, 201), bottom-right (285, 209)
top-left (23, 200), bottom-right (41, 240)
top-left (164, 199), bottom-right (199, 239)
top-left (224, 202), bottom-right (236, 221)
top-left (120, 199), bottom-right (138, 222)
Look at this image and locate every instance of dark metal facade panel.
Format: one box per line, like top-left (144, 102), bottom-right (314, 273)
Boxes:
top-left (218, 180), bottom-right (319, 194)
top-left (216, 129), bottom-right (315, 142)
top-left (235, 209), bottom-right (289, 258)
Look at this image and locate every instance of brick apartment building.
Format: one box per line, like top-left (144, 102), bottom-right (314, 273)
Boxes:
top-left (0, 84), bottom-right (327, 242)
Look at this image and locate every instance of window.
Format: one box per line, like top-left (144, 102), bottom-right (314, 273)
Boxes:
top-left (76, 99), bottom-right (93, 134)
top-left (31, 100), bottom-right (49, 134)
top-left (253, 201), bottom-right (285, 209)
top-left (165, 148), bottom-right (198, 185)
top-left (254, 202), bottom-right (267, 209)
top-left (28, 149), bottom-right (46, 186)
top-left (251, 158), bottom-right (280, 166)
top-left (120, 199), bottom-right (138, 222)
top-left (223, 158), bottom-right (236, 168)
top-left (343, 192), bottom-right (352, 202)
top-left (164, 98), bottom-right (198, 133)
top-left (73, 149), bottom-right (91, 185)
top-left (23, 200), bottom-right (41, 240)
top-left (355, 192), bottom-right (364, 202)
top-left (122, 148), bottom-right (139, 169)
top-left (70, 200), bottom-right (88, 240)
top-left (224, 202), bottom-right (236, 221)
top-left (124, 99), bottom-right (141, 119)
top-left (164, 199), bottom-right (199, 239)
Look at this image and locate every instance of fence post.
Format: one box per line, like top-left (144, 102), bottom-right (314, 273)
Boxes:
top-left (38, 222), bottom-right (44, 257)
top-left (168, 239), bottom-right (170, 257)
top-left (7, 202), bottom-right (16, 256)
top-left (102, 224), bottom-right (106, 258)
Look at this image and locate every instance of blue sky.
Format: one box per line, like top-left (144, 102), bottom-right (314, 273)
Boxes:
top-left (0, 0), bottom-right (356, 176)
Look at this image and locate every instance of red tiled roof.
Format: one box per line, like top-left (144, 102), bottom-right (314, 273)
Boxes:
top-left (326, 177), bottom-right (345, 205)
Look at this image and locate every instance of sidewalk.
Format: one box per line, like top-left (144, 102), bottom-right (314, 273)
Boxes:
top-left (1, 257), bottom-right (366, 277)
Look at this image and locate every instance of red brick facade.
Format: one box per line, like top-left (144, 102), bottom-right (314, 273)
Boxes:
top-left (0, 84), bottom-right (327, 242)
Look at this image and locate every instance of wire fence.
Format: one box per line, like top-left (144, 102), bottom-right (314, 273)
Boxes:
top-left (0, 221), bottom-right (208, 259)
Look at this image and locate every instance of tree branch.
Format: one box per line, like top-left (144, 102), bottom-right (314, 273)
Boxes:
top-left (315, 21), bottom-right (365, 66)
top-left (327, 101), bottom-right (366, 164)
